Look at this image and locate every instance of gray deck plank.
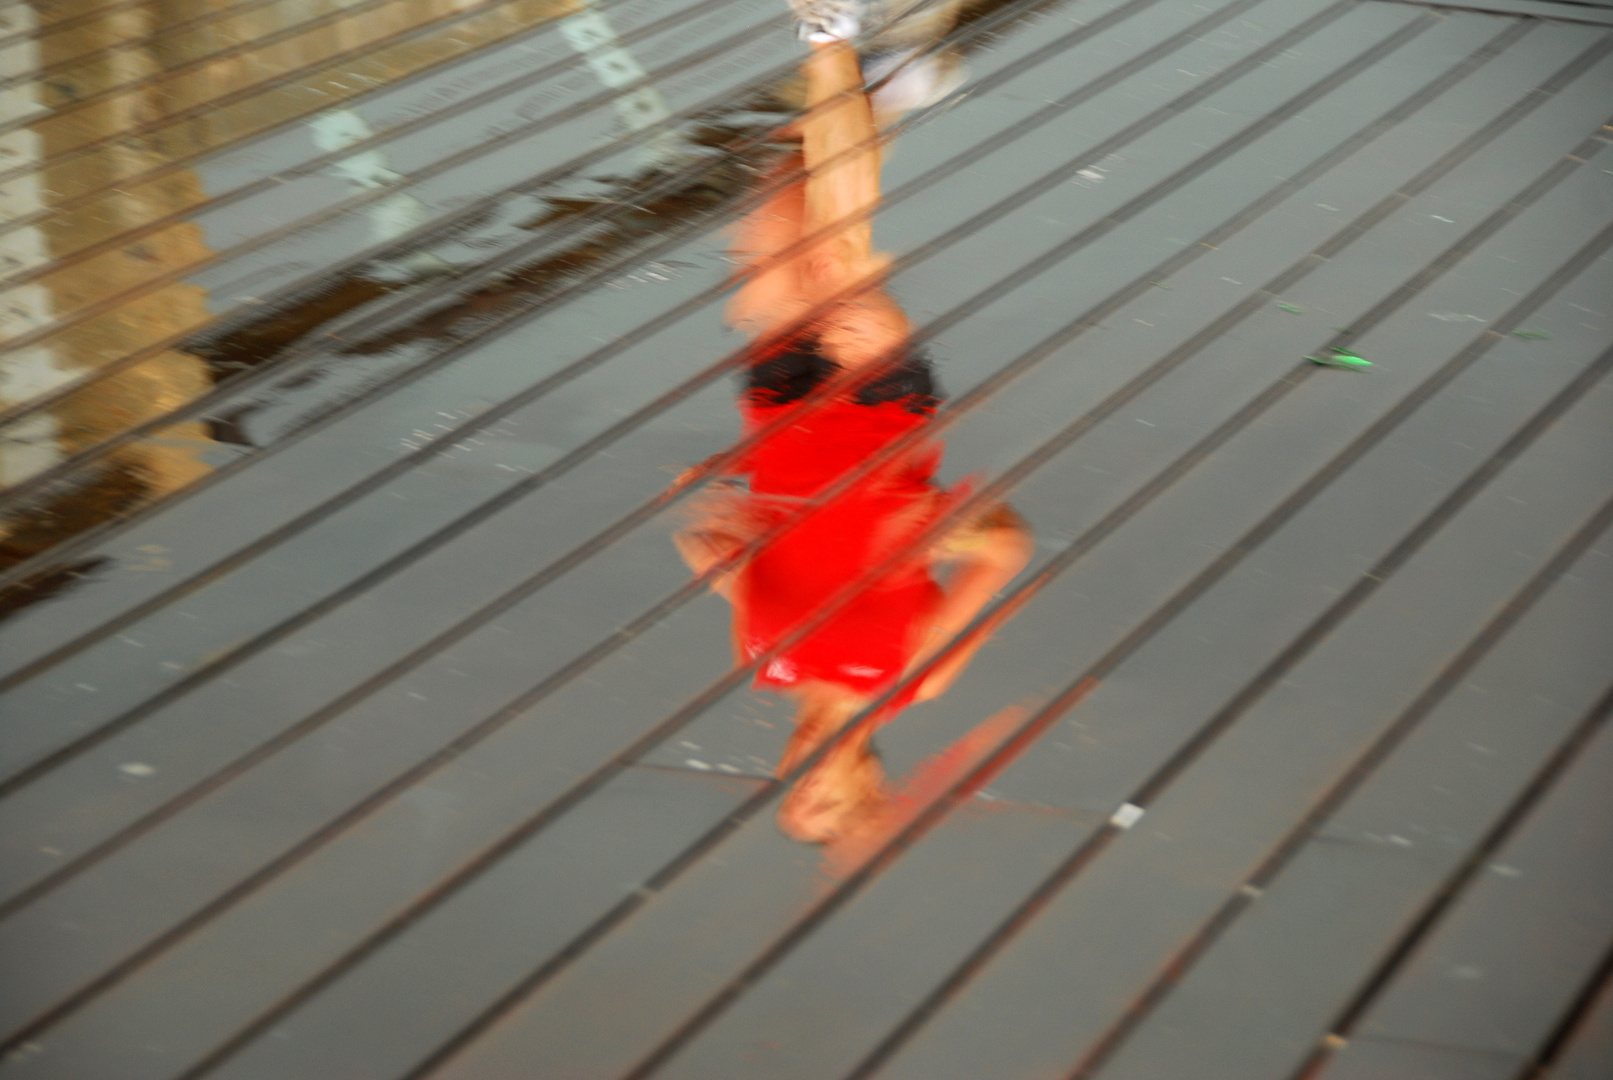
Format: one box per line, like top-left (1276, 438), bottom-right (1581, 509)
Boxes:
top-left (641, 804), bottom-right (1107, 1080)
top-left (235, 799), bottom-right (1103, 1080)
top-left (1081, 498), bottom-right (1613, 1079)
top-left (1391, 0), bottom-right (1613, 27)
top-left (1319, 1038), bottom-right (1524, 1080)
top-left (0, 766), bottom-right (766, 1080)
top-left (865, 188), bottom-right (1613, 1079)
top-left (1347, 717), bottom-right (1613, 1057)
top-left (1545, 971), bottom-right (1613, 1080)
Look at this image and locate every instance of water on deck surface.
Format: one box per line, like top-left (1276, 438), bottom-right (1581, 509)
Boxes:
top-left (1, 0), bottom-right (1612, 1076)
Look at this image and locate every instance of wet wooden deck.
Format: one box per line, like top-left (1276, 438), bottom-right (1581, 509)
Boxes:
top-left (2, 0), bottom-right (1612, 1076)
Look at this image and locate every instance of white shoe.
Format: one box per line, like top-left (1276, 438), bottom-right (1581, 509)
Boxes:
top-left (864, 49), bottom-right (966, 117)
top-left (790, 0), bottom-right (864, 42)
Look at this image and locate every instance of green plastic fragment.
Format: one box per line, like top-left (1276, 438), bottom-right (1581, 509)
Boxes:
top-left (1511, 328), bottom-right (1551, 340)
top-left (1150, 280), bottom-right (1171, 289)
top-left (1308, 346), bottom-right (1371, 369)
top-left (1277, 303), bottom-right (1303, 314)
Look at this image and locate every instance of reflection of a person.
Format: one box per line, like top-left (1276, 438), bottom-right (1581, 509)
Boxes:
top-left (674, 36), bottom-right (1032, 843)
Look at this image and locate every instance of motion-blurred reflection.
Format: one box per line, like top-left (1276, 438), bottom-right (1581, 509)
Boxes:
top-left (675, 39), bottom-right (1031, 844)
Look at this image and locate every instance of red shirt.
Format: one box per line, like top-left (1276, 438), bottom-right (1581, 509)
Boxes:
top-left (732, 398), bottom-right (950, 705)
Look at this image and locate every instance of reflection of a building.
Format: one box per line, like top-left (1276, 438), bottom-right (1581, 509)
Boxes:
top-left (0, 0), bottom-right (592, 568)
top-left (3, 0), bottom-right (218, 544)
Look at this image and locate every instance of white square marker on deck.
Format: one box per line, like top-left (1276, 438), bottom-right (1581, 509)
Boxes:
top-left (1110, 802), bottom-right (1145, 829)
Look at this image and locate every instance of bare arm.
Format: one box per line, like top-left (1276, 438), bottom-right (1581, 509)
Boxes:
top-left (671, 502), bottom-right (753, 668)
top-left (907, 504), bottom-right (1035, 701)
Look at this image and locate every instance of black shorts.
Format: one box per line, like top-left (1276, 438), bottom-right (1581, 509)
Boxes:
top-left (742, 335), bottom-right (942, 415)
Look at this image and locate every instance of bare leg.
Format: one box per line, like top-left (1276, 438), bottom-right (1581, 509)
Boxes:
top-left (776, 681), bottom-right (887, 842)
top-left (725, 42), bottom-right (909, 363)
top-left (798, 43), bottom-right (883, 291)
top-left (726, 157), bottom-right (816, 339)
top-left (798, 42), bottom-right (911, 368)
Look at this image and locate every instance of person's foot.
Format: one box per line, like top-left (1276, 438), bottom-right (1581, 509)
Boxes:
top-left (863, 48), bottom-right (967, 118)
top-left (790, 0), bottom-right (864, 42)
top-left (777, 744), bottom-right (887, 842)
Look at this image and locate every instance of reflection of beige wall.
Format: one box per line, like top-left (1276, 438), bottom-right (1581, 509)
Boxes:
top-left (25, 0), bottom-right (215, 499)
top-left (8, 0), bottom-right (575, 503)
top-left (0, 2), bottom-right (71, 487)
top-left (25, 0), bottom-right (583, 301)
top-left (39, 0), bottom-right (580, 176)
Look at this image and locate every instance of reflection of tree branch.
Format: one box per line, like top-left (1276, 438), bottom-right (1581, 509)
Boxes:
top-left (0, 556), bottom-right (111, 625)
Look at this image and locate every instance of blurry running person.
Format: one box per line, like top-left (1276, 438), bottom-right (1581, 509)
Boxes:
top-left (674, 21), bottom-right (1030, 843)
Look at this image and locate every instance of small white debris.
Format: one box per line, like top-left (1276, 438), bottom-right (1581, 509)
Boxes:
top-left (1110, 802), bottom-right (1145, 829)
top-left (39, 847), bottom-right (62, 857)
top-left (1430, 215), bottom-right (1455, 223)
top-left (716, 763), bottom-right (741, 774)
top-left (1321, 1034), bottom-right (1348, 1051)
top-left (1388, 835), bottom-right (1413, 847)
top-left (1489, 863), bottom-right (1522, 878)
top-left (684, 759), bottom-right (712, 771)
top-left (1076, 168), bottom-right (1104, 182)
top-left (1316, 203), bottom-right (1340, 212)
top-left (119, 762), bottom-right (157, 777)
top-left (1240, 884), bottom-right (1264, 898)
top-left (679, 741), bottom-right (701, 751)
top-left (75, 683), bottom-right (98, 693)
top-left (407, 692), bottom-right (427, 701)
